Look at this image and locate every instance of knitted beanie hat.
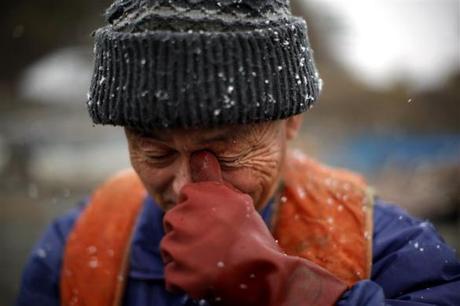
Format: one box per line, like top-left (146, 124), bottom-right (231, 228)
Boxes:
top-left (87, 0), bottom-right (321, 130)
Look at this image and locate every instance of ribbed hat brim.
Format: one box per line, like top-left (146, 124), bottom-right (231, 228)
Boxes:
top-left (88, 16), bottom-right (321, 130)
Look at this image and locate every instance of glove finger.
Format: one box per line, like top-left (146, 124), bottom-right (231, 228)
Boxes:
top-left (190, 151), bottom-right (223, 183)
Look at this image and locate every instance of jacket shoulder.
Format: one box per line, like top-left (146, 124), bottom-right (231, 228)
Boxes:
top-left (16, 203), bottom-right (85, 306)
top-left (370, 200), bottom-right (460, 301)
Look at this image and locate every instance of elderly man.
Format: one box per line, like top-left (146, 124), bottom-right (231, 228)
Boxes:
top-left (17, 0), bottom-right (460, 305)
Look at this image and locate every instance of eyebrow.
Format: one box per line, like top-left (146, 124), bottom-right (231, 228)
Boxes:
top-left (196, 132), bottom-right (231, 145)
top-left (144, 128), bottom-right (238, 145)
top-left (146, 130), bottom-right (169, 141)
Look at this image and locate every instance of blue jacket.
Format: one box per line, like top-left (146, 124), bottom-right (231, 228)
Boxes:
top-left (17, 196), bottom-right (460, 305)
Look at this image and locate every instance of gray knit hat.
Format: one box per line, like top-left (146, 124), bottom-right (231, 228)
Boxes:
top-left (87, 0), bottom-right (321, 130)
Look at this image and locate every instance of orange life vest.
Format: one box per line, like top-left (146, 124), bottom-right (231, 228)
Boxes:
top-left (60, 150), bottom-right (373, 306)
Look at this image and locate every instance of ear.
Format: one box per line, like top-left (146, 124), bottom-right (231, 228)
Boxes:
top-left (285, 114), bottom-right (303, 141)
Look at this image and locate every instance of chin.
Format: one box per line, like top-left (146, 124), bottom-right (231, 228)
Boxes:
top-left (150, 194), bottom-right (174, 211)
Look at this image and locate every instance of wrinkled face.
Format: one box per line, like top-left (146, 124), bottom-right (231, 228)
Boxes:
top-left (125, 116), bottom-right (302, 211)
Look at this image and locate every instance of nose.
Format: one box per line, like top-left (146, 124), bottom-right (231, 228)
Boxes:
top-left (171, 156), bottom-right (192, 197)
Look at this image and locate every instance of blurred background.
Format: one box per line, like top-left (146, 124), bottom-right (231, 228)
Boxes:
top-left (1, 0), bottom-right (459, 304)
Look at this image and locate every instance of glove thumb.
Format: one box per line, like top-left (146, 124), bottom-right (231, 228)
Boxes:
top-left (190, 151), bottom-right (223, 183)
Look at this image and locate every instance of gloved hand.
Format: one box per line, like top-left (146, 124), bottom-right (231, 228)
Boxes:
top-left (160, 151), bottom-right (347, 306)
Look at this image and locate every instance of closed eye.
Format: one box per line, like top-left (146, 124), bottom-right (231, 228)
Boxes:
top-left (217, 156), bottom-right (241, 169)
top-left (218, 156), bottom-right (238, 163)
top-left (144, 151), bottom-right (177, 167)
top-left (147, 154), bottom-right (171, 160)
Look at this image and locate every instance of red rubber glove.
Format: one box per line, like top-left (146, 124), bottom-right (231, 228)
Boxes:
top-left (160, 151), bottom-right (347, 305)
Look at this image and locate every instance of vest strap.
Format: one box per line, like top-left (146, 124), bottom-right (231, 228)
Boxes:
top-left (274, 150), bottom-right (373, 286)
top-left (60, 170), bottom-right (146, 306)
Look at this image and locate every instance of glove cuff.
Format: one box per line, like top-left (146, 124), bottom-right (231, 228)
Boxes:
top-left (273, 254), bottom-right (348, 306)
